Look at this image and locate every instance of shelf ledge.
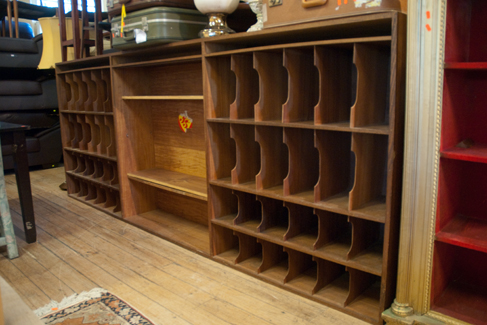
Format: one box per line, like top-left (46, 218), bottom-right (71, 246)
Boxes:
top-left (64, 147), bottom-right (117, 162)
top-left (206, 118), bottom-right (390, 135)
top-left (60, 110), bottom-right (114, 116)
top-left (210, 179), bottom-right (386, 223)
top-left (436, 215), bottom-right (487, 253)
top-left (444, 62), bottom-right (487, 69)
top-left (441, 144), bottom-right (487, 164)
top-left (128, 168), bottom-right (207, 201)
top-left (68, 194), bottom-right (121, 219)
top-left (66, 171), bottom-right (120, 191)
top-left (122, 95), bottom-right (204, 100)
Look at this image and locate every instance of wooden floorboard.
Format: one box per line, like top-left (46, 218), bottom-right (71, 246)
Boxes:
top-left (0, 167), bottom-right (368, 325)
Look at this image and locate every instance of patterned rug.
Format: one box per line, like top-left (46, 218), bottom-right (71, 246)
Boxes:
top-left (34, 288), bottom-right (155, 325)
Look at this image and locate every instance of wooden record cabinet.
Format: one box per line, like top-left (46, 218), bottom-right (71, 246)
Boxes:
top-left (57, 12), bottom-right (406, 325)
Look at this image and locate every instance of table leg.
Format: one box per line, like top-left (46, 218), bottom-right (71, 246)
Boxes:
top-left (13, 0), bottom-right (19, 38)
top-left (0, 137), bottom-right (18, 259)
top-left (12, 131), bottom-right (36, 243)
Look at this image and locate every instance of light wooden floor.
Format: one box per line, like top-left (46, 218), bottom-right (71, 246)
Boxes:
top-left (0, 167), bottom-right (368, 325)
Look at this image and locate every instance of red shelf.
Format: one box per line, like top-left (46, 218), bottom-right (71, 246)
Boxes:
top-left (432, 281), bottom-right (487, 325)
top-left (436, 215), bottom-right (487, 253)
top-left (441, 144), bottom-right (487, 163)
top-left (444, 62), bottom-right (487, 70)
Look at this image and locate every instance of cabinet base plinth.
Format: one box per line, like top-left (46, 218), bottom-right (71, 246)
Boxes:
top-left (392, 299), bottom-right (414, 317)
top-left (382, 308), bottom-right (445, 325)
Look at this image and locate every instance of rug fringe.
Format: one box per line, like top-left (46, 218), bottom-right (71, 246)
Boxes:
top-left (34, 288), bottom-right (108, 317)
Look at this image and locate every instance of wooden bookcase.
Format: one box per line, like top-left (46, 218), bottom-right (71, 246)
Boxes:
top-left (110, 41), bottom-right (210, 254)
top-left (56, 12), bottom-right (405, 325)
top-left (432, 0), bottom-right (487, 323)
top-left (204, 12), bottom-right (405, 325)
top-left (56, 56), bottom-right (121, 218)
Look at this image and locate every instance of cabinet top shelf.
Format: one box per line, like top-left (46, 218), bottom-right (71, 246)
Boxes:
top-left (202, 12), bottom-right (399, 55)
top-left (60, 110), bottom-right (114, 116)
top-left (55, 53), bottom-right (111, 72)
top-left (56, 65), bottom-right (110, 75)
top-left (112, 55), bottom-right (202, 69)
top-left (204, 36), bottom-right (391, 58)
top-left (122, 95), bottom-right (204, 101)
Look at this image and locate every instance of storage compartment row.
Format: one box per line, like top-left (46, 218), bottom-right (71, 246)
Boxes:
top-left (208, 123), bottom-right (388, 221)
top-left (57, 69), bottom-right (112, 112)
top-left (212, 224), bottom-right (381, 321)
top-left (64, 150), bottom-right (119, 189)
top-left (210, 186), bottom-right (383, 275)
top-left (436, 158), bottom-right (487, 253)
top-left (431, 242), bottom-right (487, 325)
top-left (441, 69), bottom-right (487, 163)
top-left (61, 113), bottom-right (116, 158)
top-left (66, 174), bottom-right (121, 217)
top-left (205, 42), bottom-right (391, 129)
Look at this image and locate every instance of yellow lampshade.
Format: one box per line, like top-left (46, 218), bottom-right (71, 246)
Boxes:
top-left (38, 17), bottom-right (80, 69)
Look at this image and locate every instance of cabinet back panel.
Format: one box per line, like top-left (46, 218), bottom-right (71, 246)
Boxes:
top-left (151, 101), bottom-right (205, 150)
top-left (151, 101), bottom-right (206, 178)
top-left (156, 189), bottom-right (208, 226)
top-left (441, 70), bottom-right (487, 150)
top-left (445, 0), bottom-right (487, 62)
top-left (119, 62), bottom-right (203, 96)
top-left (437, 159), bottom-right (487, 229)
top-left (432, 242), bottom-right (487, 324)
top-left (154, 145), bottom-right (206, 178)
top-left (148, 62), bottom-right (203, 96)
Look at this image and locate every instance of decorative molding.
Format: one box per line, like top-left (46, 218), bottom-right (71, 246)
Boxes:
top-left (422, 0), bottom-right (447, 313)
top-left (384, 0), bottom-right (448, 320)
top-left (427, 311), bottom-right (472, 325)
top-left (383, 309), bottom-right (445, 325)
top-left (383, 309), bottom-right (416, 325)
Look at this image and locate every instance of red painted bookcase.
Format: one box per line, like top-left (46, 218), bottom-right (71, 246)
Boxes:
top-left (433, 1), bottom-right (487, 324)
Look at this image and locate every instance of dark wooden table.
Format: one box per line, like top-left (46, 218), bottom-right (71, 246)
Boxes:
top-left (0, 121), bottom-right (35, 243)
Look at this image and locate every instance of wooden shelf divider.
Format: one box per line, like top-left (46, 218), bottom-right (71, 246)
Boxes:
top-left (253, 50), bottom-right (287, 122)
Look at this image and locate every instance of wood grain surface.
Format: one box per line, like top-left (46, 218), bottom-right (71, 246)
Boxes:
top-left (0, 167), bottom-right (367, 325)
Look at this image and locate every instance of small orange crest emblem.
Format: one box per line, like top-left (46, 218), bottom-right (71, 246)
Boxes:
top-left (178, 111), bottom-right (193, 133)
